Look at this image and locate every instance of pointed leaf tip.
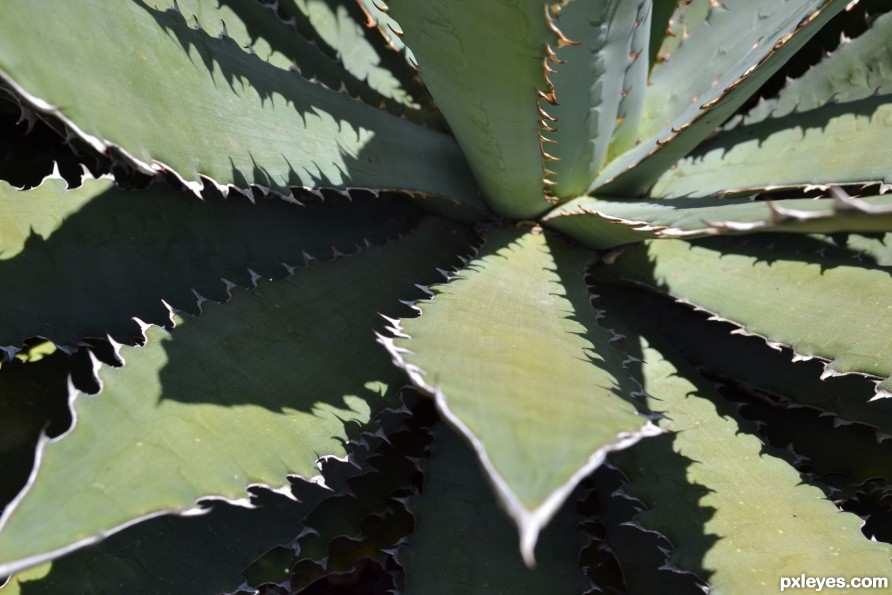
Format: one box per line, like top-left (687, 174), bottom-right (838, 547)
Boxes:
top-left (387, 227), bottom-right (659, 561)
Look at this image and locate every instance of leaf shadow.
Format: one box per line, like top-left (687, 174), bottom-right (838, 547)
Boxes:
top-left (542, 230), bottom-right (654, 416)
top-left (586, 282), bottom-right (721, 586)
top-left (688, 94), bottom-right (892, 166)
top-left (153, 216), bottom-right (477, 417)
top-left (0, 180), bottom-right (420, 354)
top-left (129, 0), bottom-right (462, 196)
top-left (214, 0), bottom-right (431, 118)
top-left (0, 350), bottom-right (75, 516)
top-left (13, 481), bottom-right (333, 595)
top-left (689, 232), bottom-right (892, 274)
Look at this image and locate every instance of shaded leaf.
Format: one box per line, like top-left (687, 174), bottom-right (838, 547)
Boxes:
top-left (0, 217), bottom-right (476, 577)
top-left (595, 287), bottom-right (892, 591)
top-left (0, 105), bottom-right (101, 189)
top-left (594, 0), bottom-right (849, 196)
top-left (595, 234), bottom-right (892, 394)
top-left (650, 0), bottom-right (710, 68)
top-left (0, 1), bottom-right (480, 204)
top-left (733, 388), bottom-right (892, 486)
top-left (170, 0), bottom-right (397, 104)
top-left (286, 397), bottom-right (435, 593)
top-left (620, 286), bottom-right (892, 436)
top-left (652, 95), bottom-right (892, 197)
top-left (648, 0), bottom-right (683, 69)
top-left (3, 487), bottom-right (327, 595)
top-left (587, 469), bottom-right (707, 594)
top-left (843, 232), bottom-right (892, 265)
top-left (400, 423), bottom-right (589, 594)
top-left (212, 0), bottom-right (432, 121)
top-left (0, 347), bottom-right (73, 515)
top-left (0, 177), bottom-right (423, 353)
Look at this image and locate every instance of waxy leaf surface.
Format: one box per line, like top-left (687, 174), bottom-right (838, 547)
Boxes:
top-left (385, 227), bottom-right (656, 563)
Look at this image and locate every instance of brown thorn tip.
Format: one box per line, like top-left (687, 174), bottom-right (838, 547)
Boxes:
top-left (544, 4), bottom-right (580, 48)
top-left (537, 89), bottom-right (558, 105)
top-left (537, 105), bottom-right (558, 121)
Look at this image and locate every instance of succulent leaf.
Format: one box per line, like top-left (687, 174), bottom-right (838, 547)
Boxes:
top-left (652, 95), bottom-right (892, 197)
top-left (0, 177), bottom-right (423, 353)
top-left (593, 0), bottom-right (850, 196)
top-left (739, 8), bottom-right (892, 126)
top-left (595, 289), bottom-right (892, 591)
top-left (640, 0), bottom-right (835, 138)
top-left (0, 1), bottom-right (479, 203)
top-left (381, 226), bottom-right (658, 564)
top-left (543, 194), bottom-right (892, 249)
top-left (595, 234), bottom-right (892, 395)
top-left (605, 0), bottom-right (652, 162)
top-left (0, 218), bottom-right (475, 577)
top-left (383, 0), bottom-right (562, 218)
top-left (1, 0), bottom-right (892, 588)
top-left (618, 339), bottom-right (892, 590)
top-left (400, 424), bottom-right (589, 594)
top-left (0, 488), bottom-right (325, 595)
top-left (544, 0), bottom-right (651, 199)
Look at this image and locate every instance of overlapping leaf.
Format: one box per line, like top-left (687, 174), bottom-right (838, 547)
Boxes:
top-left (381, 226), bottom-right (657, 563)
top-left (741, 8), bottom-right (892, 125)
top-left (163, 0), bottom-right (414, 112)
top-left (617, 287), bottom-right (892, 435)
top-left (400, 424), bottom-right (589, 594)
top-left (648, 0), bottom-right (687, 67)
top-left (0, 1), bottom-right (480, 204)
top-left (649, 0), bottom-right (710, 67)
top-left (653, 94), bottom-right (892, 197)
top-left (595, 234), bottom-right (892, 394)
top-left (284, 397), bottom-right (433, 593)
top-left (0, 176), bottom-right (422, 353)
top-left (0, 106), bottom-right (101, 190)
top-left (652, 5), bottom-right (892, 197)
top-left (1, 487), bottom-right (324, 595)
top-left (383, 0), bottom-right (560, 218)
top-left (240, 0), bottom-right (432, 118)
top-left (544, 1), bottom-right (650, 198)
top-left (736, 392), bottom-right (892, 486)
top-left (594, 287), bottom-right (892, 591)
top-left (588, 468), bottom-right (707, 593)
top-left (594, 0), bottom-right (850, 196)
top-left (0, 217), bottom-right (476, 578)
top-left (543, 194), bottom-right (892, 249)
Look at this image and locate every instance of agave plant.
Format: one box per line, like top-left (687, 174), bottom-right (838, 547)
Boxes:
top-left (2, 0), bottom-right (892, 592)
